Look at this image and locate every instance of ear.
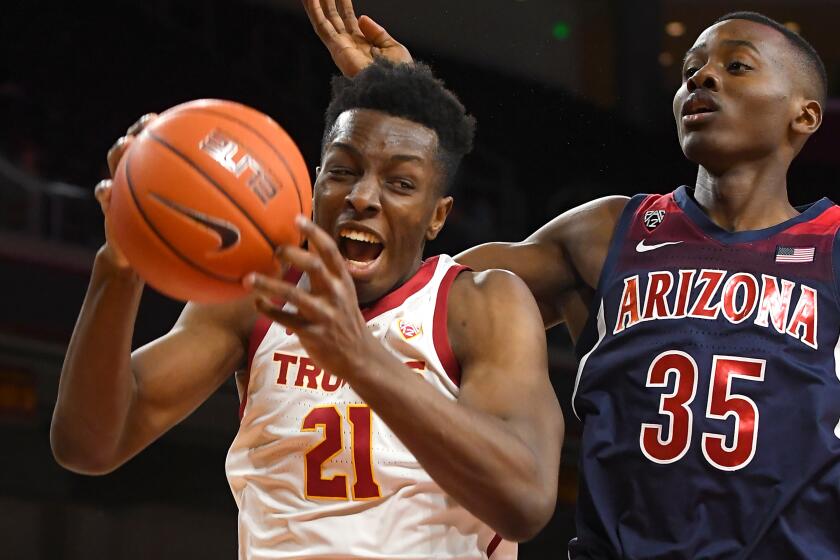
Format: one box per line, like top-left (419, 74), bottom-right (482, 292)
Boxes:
top-left (425, 196), bottom-right (453, 241)
top-left (315, 166), bottom-right (322, 178)
top-left (792, 99), bottom-right (823, 136)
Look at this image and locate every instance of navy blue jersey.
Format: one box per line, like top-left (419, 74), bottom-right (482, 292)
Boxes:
top-left (571, 187), bottom-right (840, 559)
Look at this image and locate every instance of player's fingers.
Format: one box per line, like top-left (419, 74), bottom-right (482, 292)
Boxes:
top-left (358, 15), bottom-right (401, 49)
top-left (245, 271), bottom-right (294, 299)
top-left (108, 113), bottom-right (158, 175)
top-left (302, 0), bottom-right (338, 41)
top-left (295, 216), bottom-right (347, 279)
top-left (107, 136), bottom-right (133, 177)
top-left (126, 113), bottom-right (158, 136)
top-left (319, 0), bottom-right (347, 34)
top-left (336, 0), bottom-right (362, 36)
top-left (247, 273), bottom-right (332, 323)
top-left (93, 179), bottom-right (131, 266)
top-left (255, 297), bottom-right (310, 332)
top-left (94, 179), bottom-right (113, 211)
top-left (275, 244), bottom-right (339, 296)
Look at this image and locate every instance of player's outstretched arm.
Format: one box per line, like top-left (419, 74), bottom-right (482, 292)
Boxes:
top-left (50, 118), bottom-right (256, 475)
top-left (249, 218), bottom-right (563, 541)
top-left (302, 0), bottom-right (412, 76)
top-left (455, 195), bottom-right (629, 330)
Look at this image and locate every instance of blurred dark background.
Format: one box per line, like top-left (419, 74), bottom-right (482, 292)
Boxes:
top-left (0, 0), bottom-right (837, 558)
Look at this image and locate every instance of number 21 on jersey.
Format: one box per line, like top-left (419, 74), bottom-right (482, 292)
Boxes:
top-left (640, 351), bottom-right (766, 471)
top-left (302, 405), bottom-right (382, 501)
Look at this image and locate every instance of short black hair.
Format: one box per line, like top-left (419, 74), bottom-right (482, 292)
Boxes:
top-left (322, 59), bottom-right (476, 193)
top-left (714, 11), bottom-right (828, 104)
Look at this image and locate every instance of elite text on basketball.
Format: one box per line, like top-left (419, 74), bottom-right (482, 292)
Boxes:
top-left (200, 129), bottom-right (279, 204)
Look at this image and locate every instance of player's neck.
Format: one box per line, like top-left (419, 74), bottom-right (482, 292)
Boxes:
top-left (355, 257), bottom-right (424, 308)
top-left (693, 161), bottom-right (798, 233)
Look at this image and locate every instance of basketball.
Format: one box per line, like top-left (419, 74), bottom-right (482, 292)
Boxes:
top-left (109, 99), bottom-right (312, 303)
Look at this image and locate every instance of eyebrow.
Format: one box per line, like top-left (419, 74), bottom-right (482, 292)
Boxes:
top-left (329, 141), bottom-right (362, 158)
top-left (389, 154), bottom-right (424, 164)
top-left (329, 141), bottom-right (425, 163)
top-left (683, 39), bottom-right (761, 64)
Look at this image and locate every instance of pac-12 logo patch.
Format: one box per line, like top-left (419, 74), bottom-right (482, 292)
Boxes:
top-left (644, 210), bottom-right (666, 230)
top-left (396, 319), bottom-right (423, 340)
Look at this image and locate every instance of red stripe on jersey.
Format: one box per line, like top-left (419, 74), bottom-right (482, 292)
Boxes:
top-left (785, 204), bottom-right (840, 234)
top-left (486, 534), bottom-right (502, 557)
top-left (432, 264), bottom-right (469, 387)
top-left (240, 315), bottom-right (270, 420)
top-left (240, 267), bottom-right (303, 419)
top-left (361, 256), bottom-right (439, 321)
top-left (247, 316), bottom-right (272, 371)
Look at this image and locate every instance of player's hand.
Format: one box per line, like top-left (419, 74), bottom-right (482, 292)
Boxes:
top-left (245, 216), bottom-right (376, 378)
top-left (302, 0), bottom-right (412, 77)
top-left (95, 113), bottom-right (157, 270)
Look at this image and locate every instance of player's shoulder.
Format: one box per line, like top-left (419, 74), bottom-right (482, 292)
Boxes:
top-left (446, 268), bottom-right (543, 363)
top-left (449, 268), bottom-right (540, 324)
top-left (452, 267), bottom-right (525, 294)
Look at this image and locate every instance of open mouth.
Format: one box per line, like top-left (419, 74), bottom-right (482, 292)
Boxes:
top-left (338, 228), bottom-right (384, 267)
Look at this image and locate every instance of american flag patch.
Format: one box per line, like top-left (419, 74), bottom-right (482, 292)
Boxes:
top-left (775, 246), bottom-right (815, 263)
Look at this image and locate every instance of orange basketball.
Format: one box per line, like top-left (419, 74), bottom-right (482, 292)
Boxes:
top-left (110, 99), bottom-right (312, 303)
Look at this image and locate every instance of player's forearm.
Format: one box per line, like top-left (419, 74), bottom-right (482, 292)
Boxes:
top-left (50, 248), bottom-right (145, 474)
top-left (346, 344), bottom-right (555, 541)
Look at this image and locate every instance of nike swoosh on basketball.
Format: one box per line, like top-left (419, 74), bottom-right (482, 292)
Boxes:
top-left (635, 240), bottom-right (684, 252)
top-left (150, 193), bottom-right (241, 250)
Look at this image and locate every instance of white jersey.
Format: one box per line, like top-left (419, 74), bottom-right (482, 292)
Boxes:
top-left (226, 255), bottom-right (516, 560)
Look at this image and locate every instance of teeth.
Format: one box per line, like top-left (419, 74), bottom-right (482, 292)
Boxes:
top-left (339, 229), bottom-right (381, 244)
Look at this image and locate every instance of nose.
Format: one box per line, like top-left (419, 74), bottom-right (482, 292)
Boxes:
top-left (345, 175), bottom-right (382, 216)
top-left (687, 63), bottom-right (720, 92)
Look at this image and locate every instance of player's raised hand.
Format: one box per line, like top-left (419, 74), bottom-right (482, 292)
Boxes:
top-left (246, 216), bottom-right (375, 377)
top-left (95, 113), bottom-right (157, 269)
top-left (302, 0), bottom-right (412, 77)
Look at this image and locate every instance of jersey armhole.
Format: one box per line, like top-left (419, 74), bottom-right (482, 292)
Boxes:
top-left (593, 194), bottom-right (649, 297)
top-left (238, 267), bottom-right (303, 420)
top-left (432, 264), bottom-right (470, 387)
top-left (239, 316), bottom-right (271, 420)
top-left (573, 194), bottom-right (648, 358)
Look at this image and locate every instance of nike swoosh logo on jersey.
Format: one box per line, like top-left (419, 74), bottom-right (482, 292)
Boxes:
top-left (635, 239), bottom-right (684, 252)
top-left (150, 193), bottom-right (241, 250)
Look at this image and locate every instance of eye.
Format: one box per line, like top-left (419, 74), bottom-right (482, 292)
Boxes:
top-left (327, 167), bottom-right (355, 178)
top-left (683, 66), bottom-right (699, 79)
top-left (388, 178), bottom-right (415, 192)
top-left (727, 61), bottom-right (752, 73)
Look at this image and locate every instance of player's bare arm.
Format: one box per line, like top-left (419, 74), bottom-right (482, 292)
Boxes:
top-left (456, 196), bottom-right (628, 338)
top-left (248, 217), bottom-right (563, 541)
top-left (302, 0), bottom-right (412, 77)
top-left (50, 118), bottom-right (258, 475)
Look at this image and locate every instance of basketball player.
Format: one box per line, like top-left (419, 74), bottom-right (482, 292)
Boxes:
top-left (50, 60), bottom-right (563, 558)
top-left (306, 3), bottom-right (840, 558)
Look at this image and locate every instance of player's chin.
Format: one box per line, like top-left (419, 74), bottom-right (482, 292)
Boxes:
top-left (680, 133), bottom-right (727, 166)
